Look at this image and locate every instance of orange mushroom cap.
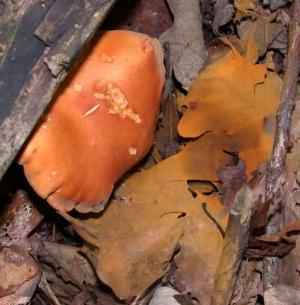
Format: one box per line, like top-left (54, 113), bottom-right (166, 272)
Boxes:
top-left (18, 30), bottom-right (165, 213)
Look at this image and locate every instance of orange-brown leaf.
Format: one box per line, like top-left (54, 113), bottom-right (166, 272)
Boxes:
top-left (234, 0), bottom-right (258, 21)
top-left (178, 40), bottom-right (282, 176)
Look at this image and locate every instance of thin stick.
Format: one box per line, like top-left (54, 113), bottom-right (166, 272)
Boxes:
top-left (212, 186), bottom-right (253, 305)
top-left (264, 0), bottom-right (300, 289)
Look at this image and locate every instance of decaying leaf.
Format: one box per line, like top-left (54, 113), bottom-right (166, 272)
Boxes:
top-left (177, 39), bottom-right (282, 177)
top-left (63, 132), bottom-right (234, 302)
top-left (269, 0), bottom-right (292, 10)
top-left (212, 0), bottom-right (235, 35)
top-left (0, 191), bottom-right (42, 305)
top-left (72, 287), bottom-right (120, 305)
top-left (264, 284), bottom-right (300, 305)
top-left (173, 195), bottom-right (226, 305)
top-left (247, 219), bottom-right (300, 259)
top-left (159, 0), bottom-right (207, 88)
top-left (149, 286), bottom-right (191, 305)
top-left (0, 190), bottom-right (43, 247)
top-left (32, 239), bottom-right (98, 288)
top-left (230, 261), bottom-right (263, 305)
top-left (0, 245), bottom-right (40, 305)
top-left (239, 17), bottom-right (284, 63)
top-left (217, 160), bottom-right (247, 208)
top-left (38, 273), bottom-right (61, 305)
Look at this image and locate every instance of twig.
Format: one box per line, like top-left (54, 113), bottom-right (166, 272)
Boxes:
top-left (212, 186), bottom-right (253, 305)
top-left (264, 0), bottom-right (300, 290)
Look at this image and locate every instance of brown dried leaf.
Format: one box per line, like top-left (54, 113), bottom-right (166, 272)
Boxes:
top-left (246, 220), bottom-right (300, 258)
top-left (258, 220), bottom-right (300, 243)
top-left (159, 0), bottom-right (207, 88)
top-left (264, 284), bottom-right (300, 305)
top-left (0, 245), bottom-right (40, 305)
top-left (73, 287), bottom-right (120, 305)
top-left (234, 0), bottom-right (259, 21)
top-left (38, 274), bottom-right (61, 305)
top-left (32, 239), bottom-right (97, 287)
top-left (174, 195), bottom-right (227, 305)
top-left (239, 17), bottom-right (284, 63)
top-left (212, 0), bottom-right (235, 35)
top-left (0, 190), bottom-right (43, 247)
top-left (230, 261), bottom-right (263, 305)
top-left (149, 287), bottom-right (188, 305)
top-left (155, 92), bottom-right (180, 160)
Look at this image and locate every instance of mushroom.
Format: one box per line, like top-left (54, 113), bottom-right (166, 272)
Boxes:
top-left (18, 30), bottom-right (165, 213)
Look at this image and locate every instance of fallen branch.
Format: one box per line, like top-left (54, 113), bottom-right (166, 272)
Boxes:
top-left (264, 0), bottom-right (300, 289)
top-left (212, 186), bottom-right (253, 305)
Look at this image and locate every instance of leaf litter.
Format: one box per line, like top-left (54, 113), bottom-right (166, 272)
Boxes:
top-left (1, 0), bottom-right (300, 305)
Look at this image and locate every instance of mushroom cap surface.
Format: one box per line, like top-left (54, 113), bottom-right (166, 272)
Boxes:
top-left (19, 30), bottom-right (165, 213)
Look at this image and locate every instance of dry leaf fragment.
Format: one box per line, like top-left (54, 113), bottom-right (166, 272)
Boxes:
top-left (0, 246), bottom-right (40, 305)
top-left (32, 239), bottom-right (98, 287)
top-left (239, 17), bottom-right (284, 63)
top-left (234, 0), bottom-right (258, 21)
top-left (174, 195), bottom-right (227, 305)
top-left (74, 194), bottom-right (186, 300)
top-left (38, 273), bottom-right (61, 305)
top-left (73, 287), bottom-right (120, 305)
top-left (212, 0), bottom-right (235, 35)
top-left (264, 284), bottom-right (300, 305)
top-left (269, 0), bottom-right (292, 10)
top-left (159, 0), bottom-right (207, 88)
top-left (217, 160), bottom-right (247, 208)
top-left (0, 191), bottom-right (43, 305)
top-left (247, 220), bottom-right (300, 258)
top-left (178, 41), bottom-right (266, 137)
top-left (149, 287), bottom-right (192, 305)
top-left (0, 190), bottom-right (43, 248)
top-left (230, 261), bottom-right (263, 305)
